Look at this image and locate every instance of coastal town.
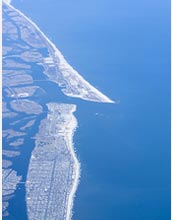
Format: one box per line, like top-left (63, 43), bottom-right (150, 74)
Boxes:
top-left (26, 103), bottom-right (79, 220)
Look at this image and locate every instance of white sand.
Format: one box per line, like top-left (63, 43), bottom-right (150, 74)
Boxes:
top-left (64, 105), bottom-right (80, 220)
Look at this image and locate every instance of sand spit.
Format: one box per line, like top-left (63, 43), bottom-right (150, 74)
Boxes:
top-left (5, 2), bottom-right (114, 103)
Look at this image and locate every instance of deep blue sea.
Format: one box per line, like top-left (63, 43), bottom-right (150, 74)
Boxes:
top-left (11, 0), bottom-right (171, 219)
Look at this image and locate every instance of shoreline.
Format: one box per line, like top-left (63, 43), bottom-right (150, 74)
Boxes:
top-left (3, 2), bottom-right (112, 219)
top-left (5, 2), bottom-right (114, 104)
top-left (63, 105), bottom-right (80, 220)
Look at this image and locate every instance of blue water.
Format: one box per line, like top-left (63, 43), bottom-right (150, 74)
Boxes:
top-left (11, 0), bottom-right (171, 219)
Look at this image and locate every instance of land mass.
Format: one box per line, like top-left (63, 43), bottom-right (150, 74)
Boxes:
top-left (26, 103), bottom-right (79, 220)
top-left (2, 1), bottom-right (114, 219)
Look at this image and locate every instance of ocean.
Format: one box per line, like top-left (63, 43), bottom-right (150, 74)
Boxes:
top-left (8, 0), bottom-right (171, 219)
